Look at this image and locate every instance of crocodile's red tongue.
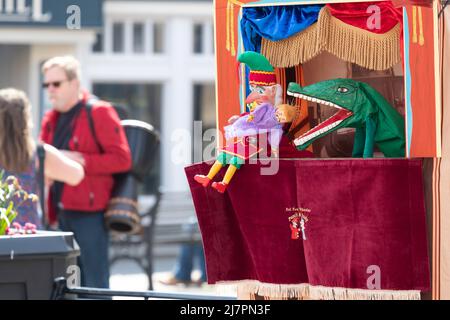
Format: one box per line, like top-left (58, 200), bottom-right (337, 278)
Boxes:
top-left (307, 109), bottom-right (352, 136)
top-left (295, 109), bottom-right (352, 146)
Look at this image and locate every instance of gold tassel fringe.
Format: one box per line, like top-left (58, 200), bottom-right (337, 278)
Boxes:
top-left (262, 20), bottom-right (323, 68)
top-left (226, 1), bottom-right (236, 56)
top-left (221, 280), bottom-right (421, 300)
top-left (261, 6), bottom-right (401, 71)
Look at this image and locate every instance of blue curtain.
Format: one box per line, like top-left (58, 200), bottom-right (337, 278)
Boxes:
top-left (240, 5), bottom-right (324, 53)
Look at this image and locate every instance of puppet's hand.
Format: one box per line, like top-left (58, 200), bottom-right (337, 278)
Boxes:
top-left (276, 104), bottom-right (297, 123)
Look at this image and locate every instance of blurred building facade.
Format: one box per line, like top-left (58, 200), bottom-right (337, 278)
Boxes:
top-left (0, 0), bottom-right (216, 195)
top-left (0, 0), bottom-right (102, 132)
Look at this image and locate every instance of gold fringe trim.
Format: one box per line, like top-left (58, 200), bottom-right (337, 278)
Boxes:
top-left (226, 1), bottom-right (236, 56)
top-left (261, 6), bottom-right (401, 71)
top-left (417, 6), bottom-right (425, 46)
top-left (218, 280), bottom-right (421, 300)
top-left (262, 19), bottom-right (323, 68)
top-left (226, 1), bottom-right (231, 52)
top-left (413, 6), bottom-right (418, 43)
top-left (321, 7), bottom-right (401, 71)
top-left (230, 1), bottom-right (236, 56)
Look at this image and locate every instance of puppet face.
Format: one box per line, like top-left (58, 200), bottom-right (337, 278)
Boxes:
top-left (275, 104), bottom-right (297, 123)
top-left (245, 84), bottom-right (279, 109)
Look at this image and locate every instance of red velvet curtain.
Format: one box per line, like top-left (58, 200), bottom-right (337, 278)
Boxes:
top-left (327, 1), bottom-right (403, 34)
top-left (185, 159), bottom-right (430, 295)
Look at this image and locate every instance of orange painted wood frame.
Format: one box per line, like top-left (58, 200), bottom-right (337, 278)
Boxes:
top-left (403, 2), bottom-right (441, 157)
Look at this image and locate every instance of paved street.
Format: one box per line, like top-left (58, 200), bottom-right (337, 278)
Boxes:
top-left (109, 253), bottom-right (237, 299)
top-left (107, 193), bottom-right (237, 299)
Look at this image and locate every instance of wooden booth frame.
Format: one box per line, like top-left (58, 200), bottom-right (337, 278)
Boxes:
top-left (213, 0), bottom-right (448, 299)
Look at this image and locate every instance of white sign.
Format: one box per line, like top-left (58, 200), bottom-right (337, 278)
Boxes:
top-left (0, 0), bottom-right (51, 23)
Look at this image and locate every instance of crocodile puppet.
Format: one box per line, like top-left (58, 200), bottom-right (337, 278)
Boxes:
top-left (286, 79), bottom-right (405, 158)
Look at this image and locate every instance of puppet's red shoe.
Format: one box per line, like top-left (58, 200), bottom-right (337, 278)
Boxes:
top-left (194, 174), bottom-right (211, 187)
top-left (211, 181), bottom-right (228, 193)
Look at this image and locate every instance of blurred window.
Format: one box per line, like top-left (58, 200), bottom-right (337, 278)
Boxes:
top-left (133, 23), bottom-right (145, 53)
top-left (153, 22), bottom-right (165, 54)
top-left (113, 22), bottom-right (125, 53)
top-left (193, 23), bottom-right (203, 54)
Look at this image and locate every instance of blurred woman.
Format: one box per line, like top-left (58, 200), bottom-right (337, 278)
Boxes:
top-left (0, 88), bottom-right (84, 228)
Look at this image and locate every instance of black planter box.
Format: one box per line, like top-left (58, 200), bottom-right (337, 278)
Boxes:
top-left (0, 231), bottom-right (80, 300)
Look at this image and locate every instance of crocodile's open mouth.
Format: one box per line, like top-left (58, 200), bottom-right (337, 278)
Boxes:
top-left (286, 90), bottom-right (353, 147)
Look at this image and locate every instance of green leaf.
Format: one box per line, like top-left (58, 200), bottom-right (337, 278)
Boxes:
top-left (0, 173), bottom-right (31, 235)
top-left (8, 211), bottom-right (17, 224)
top-left (0, 208), bottom-right (8, 235)
top-left (6, 202), bottom-right (16, 222)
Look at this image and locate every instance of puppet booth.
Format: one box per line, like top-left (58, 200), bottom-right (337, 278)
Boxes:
top-left (185, 0), bottom-right (450, 300)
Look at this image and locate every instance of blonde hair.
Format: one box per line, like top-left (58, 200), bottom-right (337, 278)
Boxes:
top-left (0, 88), bottom-right (35, 173)
top-left (41, 55), bottom-right (81, 81)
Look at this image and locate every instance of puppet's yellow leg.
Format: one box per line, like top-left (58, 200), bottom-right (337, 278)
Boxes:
top-left (210, 154), bottom-right (242, 193)
top-left (223, 165), bottom-right (238, 185)
top-left (207, 161), bottom-right (223, 180)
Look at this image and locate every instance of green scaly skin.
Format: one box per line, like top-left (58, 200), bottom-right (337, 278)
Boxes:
top-left (287, 79), bottom-right (405, 158)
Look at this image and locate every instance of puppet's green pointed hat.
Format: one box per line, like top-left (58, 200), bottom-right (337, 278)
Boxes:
top-left (238, 52), bottom-right (276, 86)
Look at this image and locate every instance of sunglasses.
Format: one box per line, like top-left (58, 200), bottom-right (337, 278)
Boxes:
top-left (42, 79), bottom-right (69, 89)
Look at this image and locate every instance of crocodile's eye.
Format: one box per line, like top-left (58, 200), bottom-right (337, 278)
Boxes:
top-left (337, 87), bottom-right (349, 93)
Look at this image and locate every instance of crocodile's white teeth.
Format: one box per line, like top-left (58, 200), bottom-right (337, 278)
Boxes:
top-left (287, 91), bottom-right (343, 110)
top-left (294, 120), bottom-right (343, 146)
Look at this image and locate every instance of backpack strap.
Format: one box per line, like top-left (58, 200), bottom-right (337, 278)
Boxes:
top-left (85, 98), bottom-right (104, 153)
top-left (36, 144), bottom-right (47, 228)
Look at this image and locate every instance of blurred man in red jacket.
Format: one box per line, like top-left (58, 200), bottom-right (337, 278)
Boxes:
top-left (39, 56), bottom-right (132, 289)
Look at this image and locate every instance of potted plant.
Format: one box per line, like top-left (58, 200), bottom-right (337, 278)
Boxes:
top-left (0, 170), bottom-right (38, 236)
top-left (0, 170), bottom-right (80, 300)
